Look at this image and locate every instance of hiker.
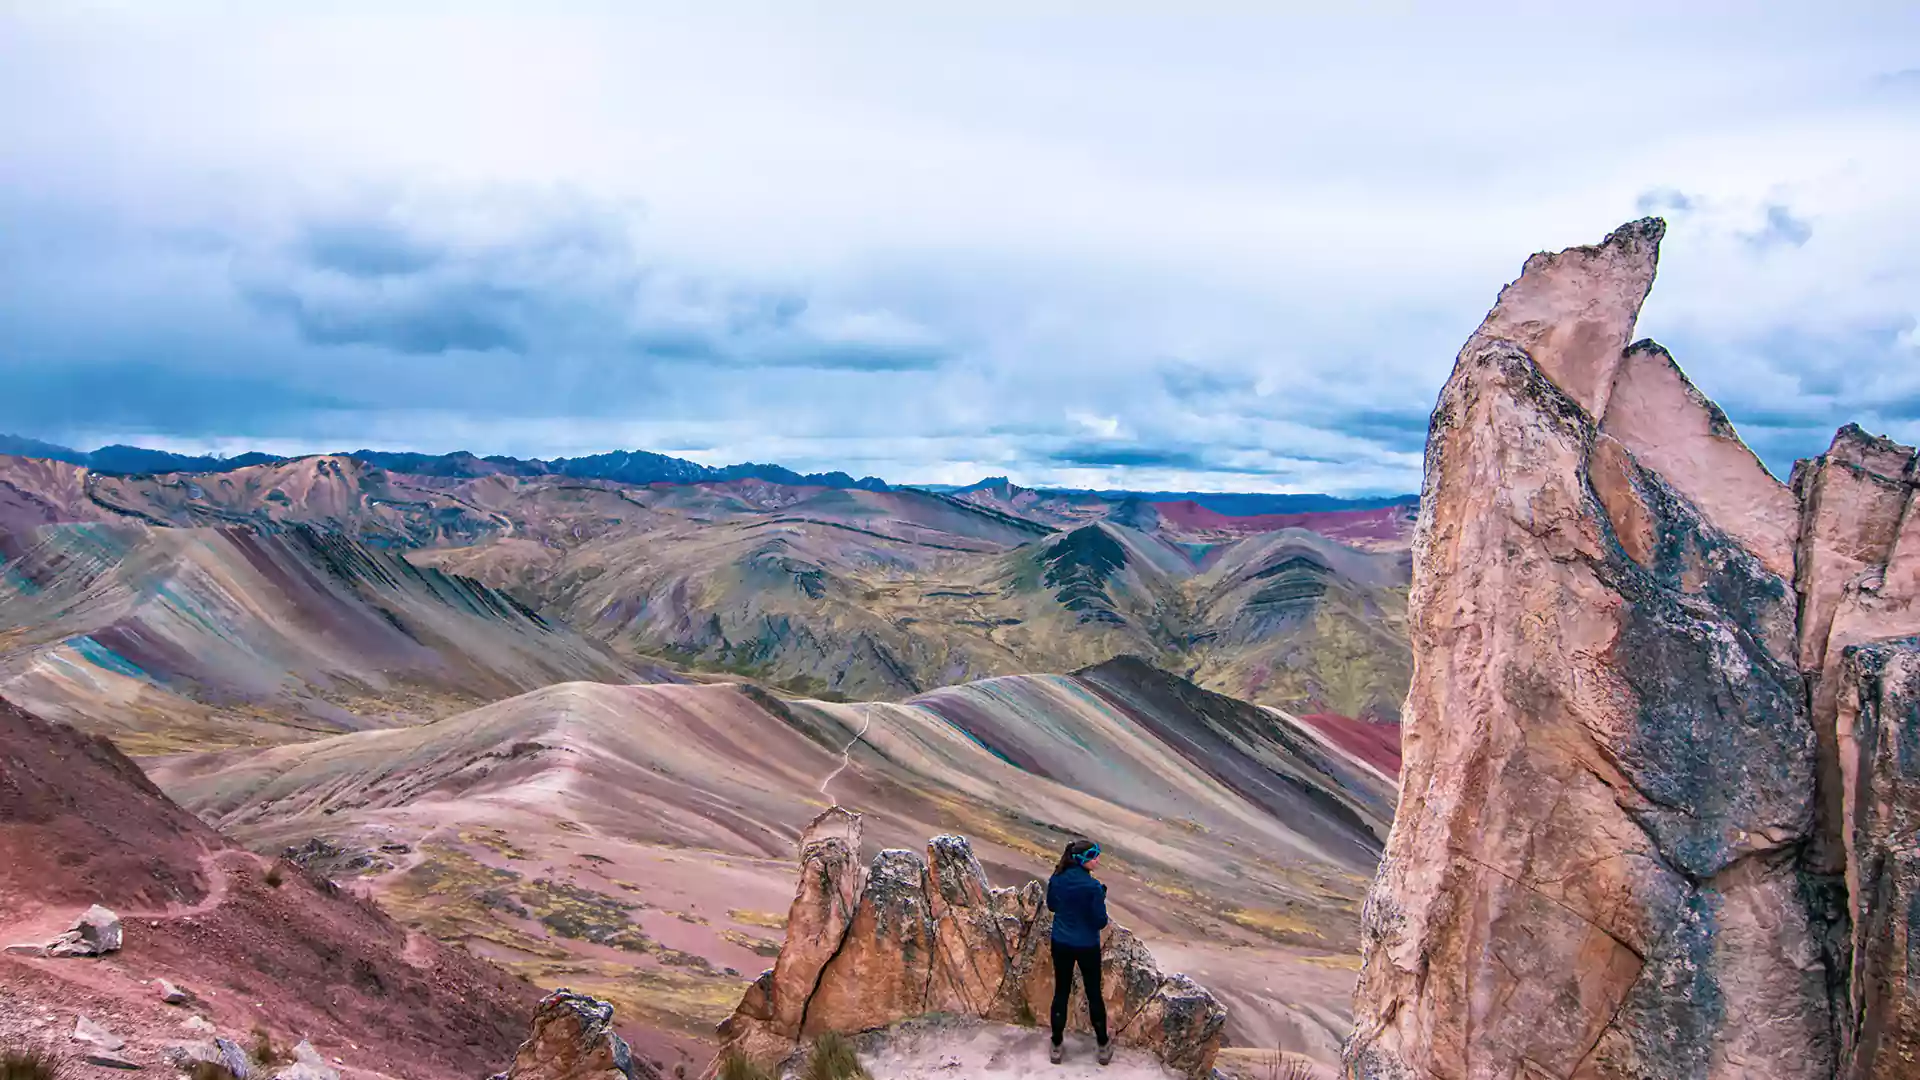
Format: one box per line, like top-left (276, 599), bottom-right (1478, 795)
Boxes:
top-left (1046, 838), bottom-right (1112, 1065)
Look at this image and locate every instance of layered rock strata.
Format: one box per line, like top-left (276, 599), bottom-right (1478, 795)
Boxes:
top-left (1346, 219), bottom-right (1920, 1079)
top-left (714, 810), bottom-right (1227, 1079)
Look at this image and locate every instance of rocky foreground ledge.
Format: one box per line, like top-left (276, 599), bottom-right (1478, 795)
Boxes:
top-left (711, 808), bottom-right (1228, 1079)
top-left (1345, 218), bottom-right (1920, 1079)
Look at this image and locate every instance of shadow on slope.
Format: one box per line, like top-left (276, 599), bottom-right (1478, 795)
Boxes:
top-left (0, 522), bottom-right (656, 752)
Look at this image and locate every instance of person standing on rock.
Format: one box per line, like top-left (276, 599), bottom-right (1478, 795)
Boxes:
top-left (1046, 838), bottom-right (1112, 1066)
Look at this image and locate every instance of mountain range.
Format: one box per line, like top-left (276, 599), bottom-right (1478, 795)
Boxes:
top-left (0, 432), bottom-right (1417, 510)
top-left (0, 429), bottom-right (1412, 1072)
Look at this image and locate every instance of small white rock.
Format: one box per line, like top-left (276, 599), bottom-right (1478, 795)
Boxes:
top-left (74, 1015), bottom-right (127, 1051)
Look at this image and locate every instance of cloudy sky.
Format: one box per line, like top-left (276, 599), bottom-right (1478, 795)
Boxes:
top-left (2, 3), bottom-right (1917, 494)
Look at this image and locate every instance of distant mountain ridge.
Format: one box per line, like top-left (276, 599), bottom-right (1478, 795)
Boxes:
top-left (0, 433), bottom-right (892, 492)
top-left (0, 434), bottom-right (1416, 509)
top-left (929, 475), bottom-right (1416, 514)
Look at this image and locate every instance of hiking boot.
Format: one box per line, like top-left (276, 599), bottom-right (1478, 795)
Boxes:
top-left (1050, 1041), bottom-right (1064, 1065)
top-left (1098, 1040), bottom-right (1114, 1066)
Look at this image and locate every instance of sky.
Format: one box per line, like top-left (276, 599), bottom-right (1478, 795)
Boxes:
top-left (2, 3), bottom-right (1917, 495)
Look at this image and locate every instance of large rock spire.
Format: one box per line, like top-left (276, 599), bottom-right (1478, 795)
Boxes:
top-left (1346, 218), bottom-right (1864, 1079)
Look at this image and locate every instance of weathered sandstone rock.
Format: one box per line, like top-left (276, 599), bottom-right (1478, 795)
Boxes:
top-left (506, 989), bottom-right (640, 1080)
top-left (714, 817), bottom-right (1224, 1078)
top-left (804, 847), bottom-right (937, 1033)
top-left (763, 807), bottom-right (865, 1038)
top-left (1466, 217), bottom-right (1663, 418)
top-left (926, 833), bottom-right (1010, 1017)
top-left (1347, 221), bottom-right (1830, 1080)
top-left (1838, 639), bottom-right (1920, 1080)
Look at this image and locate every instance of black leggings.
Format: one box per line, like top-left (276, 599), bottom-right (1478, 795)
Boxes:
top-left (1049, 942), bottom-right (1108, 1045)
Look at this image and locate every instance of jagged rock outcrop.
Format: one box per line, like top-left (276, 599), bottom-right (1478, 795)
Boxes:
top-left (713, 814), bottom-right (1226, 1078)
top-left (504, 989), bottom-right (645, 1080)
top-left (1345, 218), bottom-right (1920, 1080)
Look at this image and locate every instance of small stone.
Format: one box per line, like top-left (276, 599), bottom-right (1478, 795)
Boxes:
top-left (277, 1040), bottom-right (341, 1079)
top-left (183, 1016), bottom-right (216, 1033)
top-left (212, 1037), bottom-right (254, 1078)
top-left (4, 943), bottom-right (45, 957)
top-left (159, 978), bottom-right (192, 1004)
top-left (82, 1050), bottom-right (142, 1069)
top-left (75, 1015), bottom-right (127, 1051)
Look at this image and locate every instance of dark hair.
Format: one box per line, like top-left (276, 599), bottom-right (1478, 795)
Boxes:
top-left (1053, 839), bottom-right (1100, 876)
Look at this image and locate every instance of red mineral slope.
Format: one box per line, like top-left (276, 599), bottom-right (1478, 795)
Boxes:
top-left (1292, 712), bottom-right (1402, 777)
top-left (0, 695), bottom-right (538, 1079)
top-left (1149, 501), bottom-right (1416, 546)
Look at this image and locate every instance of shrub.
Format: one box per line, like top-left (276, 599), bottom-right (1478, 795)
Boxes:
top-left (249, 1027), bottom-right (289, 1067)
top-left (1259, 1049), bottom-right (1315, 1080)
top-left (185, 1063), bottom-right (239, 1080)
top-left (0, 1044), bottom-right (68, 1080)
top-left (716, 1050), bottom-right (774, 1080)
top-left (803, 1032), bottom-right (870, 1080)
top-left (264, 863), bottom-right (285, 888)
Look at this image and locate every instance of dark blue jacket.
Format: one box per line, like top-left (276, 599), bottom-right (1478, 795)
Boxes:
top-left (1047, 866), bottom-right (1109, 948)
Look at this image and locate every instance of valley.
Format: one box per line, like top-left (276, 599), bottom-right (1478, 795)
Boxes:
top-left (0, 443), bottom-right (1411, 1074)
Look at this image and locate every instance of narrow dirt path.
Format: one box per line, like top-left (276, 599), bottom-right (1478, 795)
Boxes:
top-left (818, 703), bottom-right (874, 807)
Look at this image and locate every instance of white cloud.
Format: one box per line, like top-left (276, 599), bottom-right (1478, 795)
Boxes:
top-left (2, 3), bottom-right (1918, 492)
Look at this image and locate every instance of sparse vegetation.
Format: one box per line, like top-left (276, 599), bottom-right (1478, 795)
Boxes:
top-left (1015, 998), bottom-right (1037, 1027)
top-left (727, 909), bottom-right (788, 930)
top-left (264, 863), bottom-right (285, 888)
top-left (185, 1063), bottom-right (239, 1080)
top-left (716, 1050), bottom-right (774, 1080)
top-left (0, 1044), bottom-right (68, 1080)
top-left (249, 1027), bottom-right (290, 1067)
top-left (1259, 1048), bottom-right (1316, 1080)
top-left (803, 1033), bottom-right (870, 1080)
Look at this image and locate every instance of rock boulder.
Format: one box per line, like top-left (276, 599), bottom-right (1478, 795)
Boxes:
top-left (45, 904), bottom-right (123, 957)
top-left (712, 817), bottom-right (1224, 1078)
top-left (506, 989), bottom-right (642, 1080)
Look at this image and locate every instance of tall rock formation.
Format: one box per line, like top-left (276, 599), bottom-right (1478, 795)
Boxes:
top-left (712, 812), bottom-right (1227, 1079)
top-left (1347, 219), bottom-right (1920, 1079)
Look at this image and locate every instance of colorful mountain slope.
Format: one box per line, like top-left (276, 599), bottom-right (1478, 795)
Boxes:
top-left (1, 450), bottom-right (1413, 719)
top-left (150, 660), bottom-right (1390, 1061)
top-left (0, 695), bottom-right (538, 1079)
top-left (0, 522), bottom-right (649, 751)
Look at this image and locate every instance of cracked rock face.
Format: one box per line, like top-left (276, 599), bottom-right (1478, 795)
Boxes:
top-left (1346, 219), bottom-right (1920, 1080)
top-left (713, 816), bottom-right (1225, 1079)
top-left (1838, 639), bottom-right (1920, 1080)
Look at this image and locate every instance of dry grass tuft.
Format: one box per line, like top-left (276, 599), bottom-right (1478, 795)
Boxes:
top-left (716, 1050), bottom-right (774, 1080)
top-left (0, 1044), bottom-right (68, 1080)
top-left (802, 1032), bottom-right (870, 1080)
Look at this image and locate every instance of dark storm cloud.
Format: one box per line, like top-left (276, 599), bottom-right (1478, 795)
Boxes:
top-left (1635, 188), bottom-right (1698, 215)
top-left (1157, 360), bottom-right (1258, 402)
top-left (0, 361), bottom-right (356, 436)
top-left (1743, 204), bottom-right (1814, 251)
top-left (1049, 445), bottom-right (1208, 469)
top-left (234, 192), bottom-right (951, 370)
top-left (301, 219), bottom-right (445, 277)
top-left (1327, 407), bottom-right (1433, 453)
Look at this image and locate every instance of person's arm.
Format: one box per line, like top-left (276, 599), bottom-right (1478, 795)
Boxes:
top-left (1046, 876), bottom-right (1058, 913)
top-left (1093, 881), bottom-right (1109, 931)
